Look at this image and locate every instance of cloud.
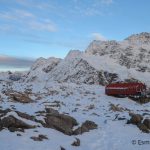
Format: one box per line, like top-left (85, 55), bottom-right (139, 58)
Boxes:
top-left (91, 33), bottom-right (107, 41)
top-left (14, 0), bottom-right (114, 17)
top-left (0, 8), bottom-right (57, 32)
top-left (101, 0), bottom-right (113, 5)
top-left (71, 0), bottom-right (114, 16)
top-left (28, 20), bottom-right (57, 32)
top-left (14, 9), bottom-right (35, 18)
top-left (0, 9), bottom-right (35, 21)
top-left (0, 24), bottom-right (12, 32)
top-left (0, 55), bottom-right (34, 68)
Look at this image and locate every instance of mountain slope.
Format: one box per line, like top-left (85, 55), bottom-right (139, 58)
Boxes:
top-left (84, 32), bottom-right (150, 86)
top-left (86, 32), bottom-right (150, 73)
top-left (0, 32), bottom-right (150, 150)
top-left (24, 32), bottom-right (150, 86)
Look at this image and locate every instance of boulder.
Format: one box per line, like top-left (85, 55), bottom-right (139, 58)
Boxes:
top-left (0, 115), bottom-right (35, 130)
top-left (30, 134), bottom-right (48, 141)
top-left (30, 136), bottom-right (43, 141)
top-left (73, 120), bottom-right (98, 135)
top-left (71, 138), bottom-right (80, 146)
top-left (109, 104), bottom-right (124, 112)
top-left (128, 113), bottom-right (143, 125)
top-left (9, 92), bottom-right (32, 103)
top-left (0, 108), bottom-right (11, 117)
top-left (143, 119), bottom-right (150, 129)
top-left (8, 127), bottom-right (24, 132)
top-left (16, 111), bottom-right (35, 121)
top-left (60, 146), bottom-right (66, 150)
top-left (45, 113), bottom-right (78, 135)
top-left (137, 123), bottom-right (150, 133)
top-left (45, 108), bottom-right (59, 115)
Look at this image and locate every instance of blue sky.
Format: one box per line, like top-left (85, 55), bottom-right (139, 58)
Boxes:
top-left (0, 0), bottom-right (150, 71)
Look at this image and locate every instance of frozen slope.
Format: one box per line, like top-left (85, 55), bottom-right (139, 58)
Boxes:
top-left (83, 53), bottom-right (150, 86)
top-left (0, 82), bottom-right (150, 150)
top-left (86, 32), bottom-right (150, 73)
top-left (0, 32), bottom-right (150, 150)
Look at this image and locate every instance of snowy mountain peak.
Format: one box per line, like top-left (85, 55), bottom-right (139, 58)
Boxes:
top-left (19, 32), bottom-right (150, 86)
top-left (85, 40), bottom-right (119, 55)
top-left (65, 50), bottom-right (83, 60)
top-left (125, 32), bottom-right (150, 45)
top-left (25, 57), bottom-right (61, 82)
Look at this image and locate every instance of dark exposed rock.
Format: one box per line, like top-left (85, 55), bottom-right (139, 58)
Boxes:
top-left (127, 113), bottom-right (150, 133)
top-left (63, 58), bottom-right (100, 85)
top-left (73, 120), bottom-right (98, 135)
top-left (9, 73), bottom-right (22, 81)
top-left (124, 78), bottom-right (139, 83)
top-left (127, 113), bottom-right (143, 125)
top-left (39, 134), bottom-right (48, 140)
top-left (17, 133), bottom-right (22, 136)
top-left (143, 119), bottom-right (150, 129)
top-left (60, 146), bottom-right (66, 150)
top-left (45, 113), bottom-right (78, 135)
top-left (129, 97), bottom-right (150, 104)
top-left (30, 136), bottom-right (43, 141)
top-left (43, 61), bottom-right (59, 73)
top-left (45, 108), bottom-right (59, 115)
top-left (0, 115), bottom-right (35, 130)
top-left (16, 111), bottom-right (35, 121)
top-left (35, 110), bottom-right (46, 115)
top-left (9, 92), bottom-right (32, 103)
top-left (15, 111), bottom-right (45, 126)
top-left (98, 71), bottom-right (118, 85)
top-left (71, 138), bottom-right (80, 146)
top-left (30, 134), bottom-right (48, 141)
top-left (0, 108), bottom-right (11, 117)
top-left (8, 127), bottom-right (24, 132)
top-left (137, 123), bottom-right (150, 133)
top-left (34, 119), bottom-right (46, 126)
top-left (109, 104), bottom-right (124, 112)
top-left (118, 117), bottom-right (126, 120)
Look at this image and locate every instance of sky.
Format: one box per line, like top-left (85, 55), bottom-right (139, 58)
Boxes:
top-left (0, 0), bottom-right (150, 71)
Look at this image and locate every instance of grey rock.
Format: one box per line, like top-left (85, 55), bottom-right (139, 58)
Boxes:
top-left (143, 119), bottom-right (150, 129)
top-left (137, 123), bottom-right (149, 133)
top-left (45, 113), bottom-right (78, 135)
top-left (0, 115), bottom-right (35, 130)
top-left (71, 138), bottom-right (80, 146)
top-left (73, 120), bottom-right (98, 135)
top-left (128, 113), bottom-right (143, 125)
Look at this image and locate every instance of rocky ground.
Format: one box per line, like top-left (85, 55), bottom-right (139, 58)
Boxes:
top-left (0, 80), bottom-right (150, 150)
top-left (0, 32), bottom-right (150, 150)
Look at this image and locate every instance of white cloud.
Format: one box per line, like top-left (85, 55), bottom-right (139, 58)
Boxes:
top-left (101, 0), bottom-right (113, 5)
top-left (14, 0), bottom-right (114, 17)
top-left (14, 9), bottom-right (35, 18)
top-left (91, 33), bottom-right (107, 41)
top-left (0, 54), bottom-right (34, 67)
top-left (0, 24), bottom-right (12, 31)
top-left (28, 20), bottom-right (57, 32)
top-left (0, 9), bottom-right (57, 32)
top-left (0, 9), bottom-right (35, 21)
top-left (71, 0), bottom-right (114, 16)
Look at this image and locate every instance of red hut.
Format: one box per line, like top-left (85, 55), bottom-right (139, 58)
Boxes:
top-left (105, 82), bottom-right (146, 97)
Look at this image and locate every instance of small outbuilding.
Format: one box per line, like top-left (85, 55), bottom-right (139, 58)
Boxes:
top-left (105, 82), bottom-right (146, 97)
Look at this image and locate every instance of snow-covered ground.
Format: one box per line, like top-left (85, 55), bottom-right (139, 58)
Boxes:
top-left (0, 32), bottom-right (150, 150)
top-left (0, 81), bottom-right (149, 150)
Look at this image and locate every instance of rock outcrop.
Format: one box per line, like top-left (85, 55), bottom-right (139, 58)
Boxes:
top-left (0, 115), bottom-right (35, 131)
top-left (9, 92), bottom-right (32, 103)
top-left (45, 110), bottom-right (78, 135)
top-left (73, 120), bottom-right (98, 135)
